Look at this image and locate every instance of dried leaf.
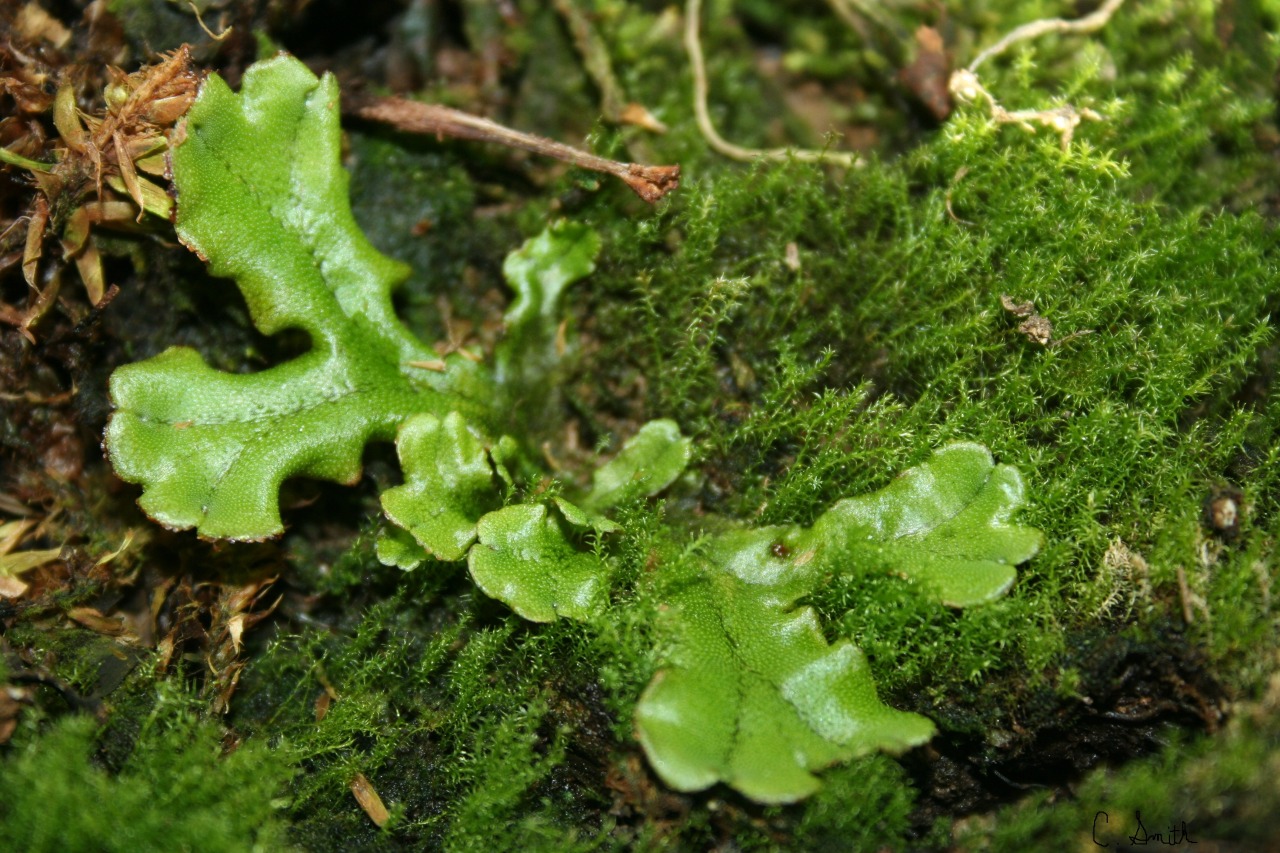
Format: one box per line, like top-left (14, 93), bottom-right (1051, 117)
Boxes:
top-left (350, 773), bottom-right (390, 827)
top-left (0, 547), bottom-right (63, 575)
top-left (0, 525), bottom-right (62, 597)
top-left (67, 606), bottom-right (129, 637)
top-left (16, 3), bottom-right (72, 48)
top-left (899, 26), bottom-right (952, 121)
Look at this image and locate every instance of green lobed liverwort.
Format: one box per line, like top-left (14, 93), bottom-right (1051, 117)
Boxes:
top-left (104, 54), bottom-right (1042, 804)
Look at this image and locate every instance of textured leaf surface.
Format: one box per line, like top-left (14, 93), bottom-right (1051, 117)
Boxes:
top-left (375, 524), bottom-right (430, 571)
top-left (468, 503), bottom-right (609, 621)
top-left (584, 419), bottom-right (693, 510)
top-left (381, 412), bottom-right (497, 562)
top-left (811, 442), bottom-right (1042, 606)
top-left (552, 497), bottom-right (622, 535)
top-left (635, 527), bottom-right (935, 804)
top-left (97, 51), bottom-right (1045, 809)
top-left (464, 419), bottom-right (691, 617)
top-left (494, 221), bottom-right (600, 389)
top-left (635, 444), bottom-right (1039, 801)
top-left (105, 57), bottom-right (476, 539)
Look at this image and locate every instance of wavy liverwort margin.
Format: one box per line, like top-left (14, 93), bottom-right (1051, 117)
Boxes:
top-left (102, 55), bottom-right (1042, 805)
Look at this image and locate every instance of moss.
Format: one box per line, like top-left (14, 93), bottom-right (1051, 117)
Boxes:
top-left (4, 622), bottom-right (145, 702)
top-left (785, 754), bottom-right (929, 850)
top-left (557, 0), bottom-right (1279, 840)
top-left (0, 683), bottom-right (292, 852)
top-left (231, 565), bottom-right (625, 848)
top-left (568, 0), bottom-right (1279, 711)
top-left (346, 133), bottom-right (515, 347)
top-left (106, 0), bottom-right (212, 57)
top-left (7, 0), bottom-right (1280, 846)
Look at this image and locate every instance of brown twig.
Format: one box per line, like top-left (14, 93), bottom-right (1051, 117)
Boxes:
top-left (348, 96), bottom-right (680, 204)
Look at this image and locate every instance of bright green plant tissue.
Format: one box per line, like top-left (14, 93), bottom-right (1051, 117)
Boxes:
top-left (381, 412), bottom-right (497, 563)
top-left (636, 443), bottom-right (1040, 801)
top-left (105, 56), bottom-right (476, 541)
top-left (104, 55), bottom-right (1041, 804)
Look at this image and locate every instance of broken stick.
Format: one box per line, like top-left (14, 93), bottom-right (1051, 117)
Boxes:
top-left (347, 96), bottom-right (680, 204)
